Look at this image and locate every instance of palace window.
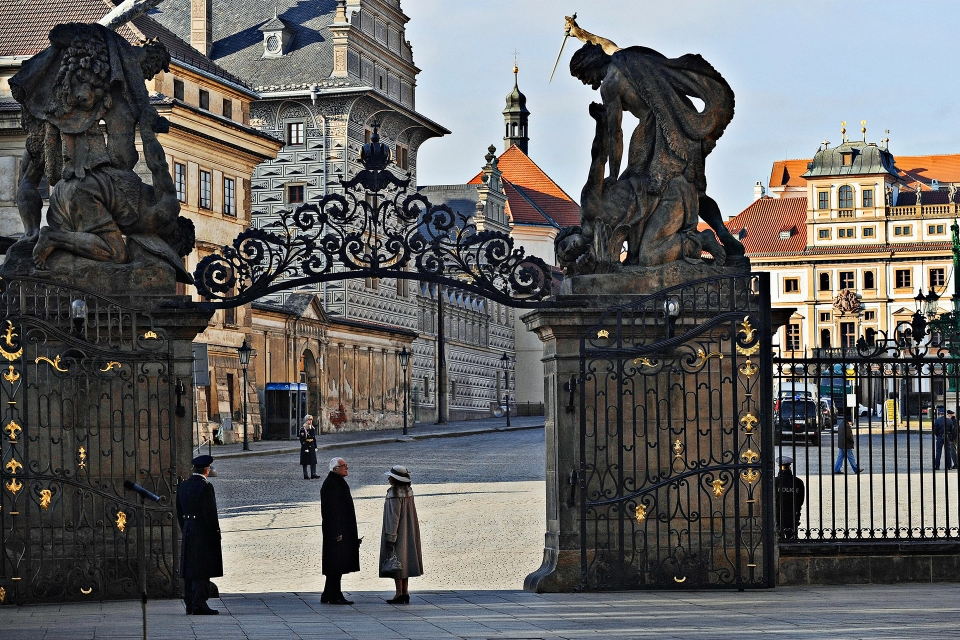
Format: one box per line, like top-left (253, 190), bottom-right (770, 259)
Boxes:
top-left (818, 191), bottom-right (829, 210)
top-left (928, 224), bottom-right (946, 235)
top-left (895, 269), bottom-right (912, 289)
top-left (395, 144), bottom-right (409, 170)
top-left (931, 268), bottom-right (946, 288)
top-left (863, 189), bottom-right (874, 207)
top-left (841, 322), bottom-right (856, 348)
top-left (820, 328), bottom-right (831, 348)
top-left (838, 227), bottom-right (855, 238)
top-left (286, 184), bottom-right (304, 204)
top-left (786, 323), bottom-right (801, 351)
top-left (174, 162), bottom-right (186, 203)
top-left (173, 78), bottom-right (184, 100)
top-left (864, 310), bottom-right (876, 321)
top-left (199, 89), bottom-right (210, 111)
top-left (894, 225), bottom-right (913, 236)
top-left (223, 177), bottom-right (236, 217)
top-left (819, 272), bottom-right (831, 291)
top-left (820, 312), bottom-right (831, 323)
top-left (864, 271), bottom-right (876, 289)
top-left (222, 98), bottom-right (233, 119)
top-left (818, 228), bottom-right (831, 239)
top-left (287, 122), bottom-right (304, 146)
top-left (838, 185), bottom-right (853, 209)
top-left (839, 271), bottom-right (855, 290)
top-left (784, 278), bottom-right (799, 293)
top-left (199, 170), bottom-right (211, 209)
top-left (863, 227), bottom-right (875, 238)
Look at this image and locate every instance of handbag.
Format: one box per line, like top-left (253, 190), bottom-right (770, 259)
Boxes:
top-left (381, 553), bottom-right (403, 576)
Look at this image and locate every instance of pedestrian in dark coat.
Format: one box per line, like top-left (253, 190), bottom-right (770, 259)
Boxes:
top-left (775, 456), bottom-right (805, 541)
top-left (320, 456), bottom-right (361, 604)
top-left (833, 420), bottom-right (861, 474)
top-left (379, 465), bottom-right (423, 604)
top-left (933, 408), bottom-right (959, 470)
top-left (299, 415), bottom-right (319, 479)
top-left (176, 454), bottom-right (223, 615)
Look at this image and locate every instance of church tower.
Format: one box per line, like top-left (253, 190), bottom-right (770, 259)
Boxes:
top-left (502, 62), bottom-right (529, 155)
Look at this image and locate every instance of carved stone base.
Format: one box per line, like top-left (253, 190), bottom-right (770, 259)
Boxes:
top-left (1, 241), bottom-right (177, 296)
top-left (559, 258), bottom-right (750, 297)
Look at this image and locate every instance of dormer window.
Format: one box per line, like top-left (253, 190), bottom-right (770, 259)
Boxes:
top-left (260, 12), bottom-right (292, 58)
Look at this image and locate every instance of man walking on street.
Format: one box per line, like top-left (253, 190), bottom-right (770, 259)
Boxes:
top-left (934, 408), bottom-right (958, 470)
top-left (176, 454), bottom-right (223, 615)
top-left (834, 420), bottom-right (862, 474)
top-left (320, 457), bottom-right (361, 604)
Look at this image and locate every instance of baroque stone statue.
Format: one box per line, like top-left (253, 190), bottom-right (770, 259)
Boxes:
top-left (4, 22), bottom-right (195, 288)
top-left (555, 18), bottom-right (746, 278)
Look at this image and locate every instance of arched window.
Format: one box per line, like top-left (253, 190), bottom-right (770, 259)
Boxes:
top-left (864, 271), bottom-right (875, 289)
top-left (512, 122), bottom-right (517, 136)
top-left (505, 124), bottom-right (509, 137)
top-left (838, 185), bottom-right (853, 209)
top-left (865, 328), bottom-right (876, 346)
top-left (820, 329), bottom-right (831, 348)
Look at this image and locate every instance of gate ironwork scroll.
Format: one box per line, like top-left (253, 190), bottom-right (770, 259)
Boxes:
top-left (0, 278), bottom-right (179, 603)
top-left (579, 273), bottom-right (775, 589)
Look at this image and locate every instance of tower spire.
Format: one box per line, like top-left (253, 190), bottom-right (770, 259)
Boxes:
top-left (503, 55), bottom-right (530, 155)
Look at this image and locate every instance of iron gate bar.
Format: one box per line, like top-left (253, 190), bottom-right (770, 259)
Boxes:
top-left (578, 273), bottom-right (774, 590)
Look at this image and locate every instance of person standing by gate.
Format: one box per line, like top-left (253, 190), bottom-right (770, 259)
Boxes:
top-left (299, 415), bottom-right (319, 479)
top-left (933, 408), bottom-right (958, 470)
top-left (775, 456), bottom-right (805, 541)
top-left (176, 454), bottom-right (223, 615)
top-left (320, 457), bottom-right (361, 604)
top-left (833, 420), bottom-right (862, 474)
top-left (379, 465), bottom-right (423, 604)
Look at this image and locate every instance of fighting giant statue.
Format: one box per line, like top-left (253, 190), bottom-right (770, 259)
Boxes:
top-left (5, 20), bottom-right (194, 285)
top-left (555, 17), bottom-right (746, 276)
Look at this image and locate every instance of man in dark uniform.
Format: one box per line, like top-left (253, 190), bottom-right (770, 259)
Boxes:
top-left (176, 454), bottom-right (223, 615)
top-left (299, 415), bottom-right (319, 479)
top-left (320, 456), bottom-right (361, 604)
top-left (775, 456), bottom-right (805, 541)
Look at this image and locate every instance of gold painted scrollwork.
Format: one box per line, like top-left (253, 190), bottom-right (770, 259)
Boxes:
top-left (736, 316), bottom-right (760, 356)
top-left (711, 478), bottom-right (725, 497)
top-left (596, 329), bottom-right (609, 339)
top-left (78, 446), bottom-right (87, 470)
top-left (100, 361), bottom-right (121, 372)
top-left (80, 587), bottom-right (92, 595)
top-left (4, 459), bottom-right (22, 475)
top-left (40, 488), bottom-right (52, 510)
top-left (633, 356), bottom-right (655, 367)
top-left (693, 348), bottom-right (724, 369)
top-left (0, 585), bottom-right (5, 603)
top-left (116, 511), bottom-right (127, 532)
top-left (0, 321), bottom-right (21, 362)
top-left (35, 355), bottom-right (68, 372)
top-left (634, 503), bottom-right (647, 524)
top-left (673, 576), bottom-right (687, 583)
top-left (739, 413), bottom-right (758, 434)
top-left (740, 449), bottom-right (759, 464)
top-left (673, 439), bottom-right (684, 460)
top-left (3, 420), bottom-right (21, 442)
top-left (741, 469), bottom-right (760, 484)
top-left (3, 366), bottom-right (18, 383)
top-left (738, 359), bottom-right (758, 378)
top-left (6, 478), bottom-right (22, 495)
top-left (143, 331), bottom-right (158, 340)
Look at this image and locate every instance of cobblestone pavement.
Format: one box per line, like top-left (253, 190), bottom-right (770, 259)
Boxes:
top-left (2, 584), bottom-right (959, 639)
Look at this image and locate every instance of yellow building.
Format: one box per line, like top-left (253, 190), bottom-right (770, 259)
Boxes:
top-left (728, 130), bottom-right (960, 358)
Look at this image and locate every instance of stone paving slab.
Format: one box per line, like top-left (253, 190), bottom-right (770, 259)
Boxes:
top-left (2, 585), bottom-right (960, 639)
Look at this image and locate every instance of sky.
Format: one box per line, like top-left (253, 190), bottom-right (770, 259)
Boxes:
top-left (404, 0), bottom-right (960, 220)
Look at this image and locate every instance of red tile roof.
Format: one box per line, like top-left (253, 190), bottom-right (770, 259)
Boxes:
top-left (468, 144), bottom-right (580, 228)
top-left (769, 154), bottom-right (960, 190)
top-left (724, 197), bottom-right (807, 255)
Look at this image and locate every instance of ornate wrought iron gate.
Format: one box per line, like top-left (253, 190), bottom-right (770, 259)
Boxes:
top-left (579, 273), bottom-right (775, 589)
top-left (0, 279), bottom-right (180, 603)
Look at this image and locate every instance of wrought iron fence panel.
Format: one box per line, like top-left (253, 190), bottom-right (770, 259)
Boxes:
top-left (579, 273), bottom-right (774, 590)
top-left (774, 340), bottom-right (960, 542)
top-left (0, 280), bottom-right (178, 603)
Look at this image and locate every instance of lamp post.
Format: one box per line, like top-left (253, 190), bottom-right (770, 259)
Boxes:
top-left (71, 298), bottom-right (87, 336)
top-left (500, 352), bottom-right (511, 428)
top-left (238, 339), bottom-right (252, 451)
top-left (398, 346), bottom-right (410, 436)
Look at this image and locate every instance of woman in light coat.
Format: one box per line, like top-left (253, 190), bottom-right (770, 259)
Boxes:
top-left (379, 465), bottom-right (423, 604)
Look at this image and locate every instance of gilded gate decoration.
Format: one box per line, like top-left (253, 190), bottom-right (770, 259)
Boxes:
top-left (579, 273), bottom-right (775, 589)
top-left (0, 278), bottom-right (179, 603)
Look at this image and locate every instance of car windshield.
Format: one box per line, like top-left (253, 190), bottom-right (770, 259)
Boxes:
top-left (781, 400), bottom-right (817, 419)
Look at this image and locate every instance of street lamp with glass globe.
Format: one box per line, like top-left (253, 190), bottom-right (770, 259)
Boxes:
top-left (398, 346), bottom-right (410, 436)
top-left (238, 339), bottom-right (253, 451)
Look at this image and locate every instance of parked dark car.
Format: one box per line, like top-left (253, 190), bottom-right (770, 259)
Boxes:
top-left (776, 398), bottom-right (823, 443)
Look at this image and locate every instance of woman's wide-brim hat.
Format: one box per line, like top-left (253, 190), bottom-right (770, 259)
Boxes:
top-left (385, 465), bottom-right (411, 483)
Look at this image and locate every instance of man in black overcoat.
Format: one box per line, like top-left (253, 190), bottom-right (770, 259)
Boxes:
top-left (320, 456), bottom-right (361, 604)
top-left (299, 415), bottom-right (319, 479)
top-left (176, 454), bottom-right (223, 615)
top-left (775, 456), bottom-right (805, 541)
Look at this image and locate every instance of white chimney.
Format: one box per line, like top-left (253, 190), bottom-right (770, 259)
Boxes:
top-left (753, 181), bottom-right (766, 201)
top-left (191, 0), bottom-right (212, 56)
